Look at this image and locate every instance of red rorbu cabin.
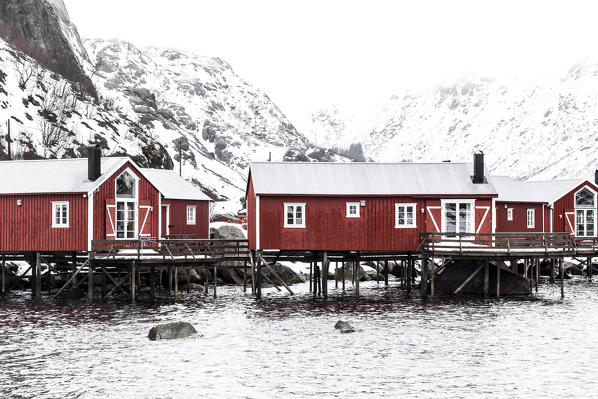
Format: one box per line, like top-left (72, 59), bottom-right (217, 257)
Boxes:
top-left (246, 153), bottom-right (497, 252)
top-left (0, 147), bottom-right (210, 253)
top-left (492, 175), bottom-right (598, 237)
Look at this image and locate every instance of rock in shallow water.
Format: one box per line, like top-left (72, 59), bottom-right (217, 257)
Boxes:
top-left (148, 322), bottom-right (198, 340)
top-left (334, 321), bottom-right (356, 334)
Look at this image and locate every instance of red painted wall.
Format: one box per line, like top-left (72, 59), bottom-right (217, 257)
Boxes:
top-left (249, 190), bottom-right (494, 251)
top-left (247, 175), bottom-right (256, 249)
top-left (552, 181), bottom-right (598, 234)
top-left (93, 161), bottom-right (160, 243)
top-left (495, 202), bottom-right (546, 233)
top-left (0, 193), bottom-right (88, 252)
top-left (162, 199), bottom-right (210, 238)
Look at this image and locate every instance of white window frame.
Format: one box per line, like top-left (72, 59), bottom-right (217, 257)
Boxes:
top-left (114, 168), bottom-right (139, 240)
top-left (186, 205), bottom-right (197, 225)
top-left (574, 186), bottom-right (597, 237)
top-left (51, 201), bottom-right (69, 228)
top-left (284, 202), bottom-right (306, 228)
top-left (526, 209), bottom-right (535, 229)
top-left (507, 208), bottom-right (513, 221)
top-left (395, 203), bottom-right (417, 228)
top-left (346, 202), bottom-right (360, 218)
top-left (441, 199), bottom-right (476, 234)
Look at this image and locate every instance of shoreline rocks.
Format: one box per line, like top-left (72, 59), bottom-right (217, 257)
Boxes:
top-left (148, 321), bottom-right (197, 340)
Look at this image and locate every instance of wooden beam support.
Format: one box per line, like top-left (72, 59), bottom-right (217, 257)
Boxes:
top-left (257, 251), bottom-right (262, 299)
top-left (483, 260), bottom-right (489, 297)
top-left (35, 252), bottom-right (41, 300)
top-left (243, 260), bottom-right (247, 293)
top-left (150, 267), bottom-right (156, 300)
top-left (1, 253), bottom-right (5, 294)
top-left (88, 264), bottom-right (94, 303)
top-left (496, 264), bottom-right (501, 298)
top-left (420, 257), bottom-right (428, 297)
top-left (131, 263), bottom-right (136, 304)
top-left (430, 257), bottom-right (435, 296)
top-left (384, 260), bottom-right (389, 287)
top-left (323, 252), bottom-right (328, 299)
top-left (560, 258), bottom-right (565, 298)
top-left (355, 261), bottom-right (360, 297)
top-left (174, 266), bottom-right (179, 302)
top-left (213, 265), bottom-right (217, 299)
top-left (454, 264), bottom-right (485, 295)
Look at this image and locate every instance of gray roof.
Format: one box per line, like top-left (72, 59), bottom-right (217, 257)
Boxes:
top-left (492, 176), bottom-right (585, 203)
top-left (141, 168), bottom-right (211, 201)
top-left (0, 157), bottom-right (128, 194)
top-left (250, 162), bottom-right (498, 196)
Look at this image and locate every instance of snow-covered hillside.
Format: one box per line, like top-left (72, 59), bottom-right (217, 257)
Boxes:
top-left (307, 70), bottom-right (598, 182)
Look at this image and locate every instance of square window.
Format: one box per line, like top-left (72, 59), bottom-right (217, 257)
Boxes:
top-left (395, 203), bottom-right (416, 228)
top-left (346, 202), bottom-right (360, 218)
top-left (52, 202), bottom-right (69, 228)
top-left (284, 203), bottom-right (306, 228)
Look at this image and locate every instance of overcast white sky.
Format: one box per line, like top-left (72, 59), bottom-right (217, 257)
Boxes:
top-left (64, 0), bottom-right (598, 125)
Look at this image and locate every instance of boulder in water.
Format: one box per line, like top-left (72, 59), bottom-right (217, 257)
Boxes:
top-left (334, 321), bottom-right (356, 333)
top-left (148, 322), bottom-right (197, 340)
top-left (263, 262), bottom-right (306, 286)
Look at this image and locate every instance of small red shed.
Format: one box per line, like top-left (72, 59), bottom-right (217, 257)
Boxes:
top-left (492, 176), bottom-right (598, 237)
top-left (0, 148), bottom-right (210, 252)
top-left (141, 168), bottom-right (211, 238)
top-left (246, 155), bottom-right (497, 252)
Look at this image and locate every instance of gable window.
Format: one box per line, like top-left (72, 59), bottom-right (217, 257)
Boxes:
top-left (115, 170), bottom-right (138, 239)
top-left (575, 187), bottom-right (596, 237)
top-left (284, 203), bottom-right (306, 228)
top-left (507, 208), bottom-right (513, 221)
top-left (186, 205), bottom-right (196, 225)
top-left (527, 209), bottom-right (535, 228)
top-left (346, 202), bottom-right (360, 218)
top-left (395, 203), bottom-right (416, 228)
top-left (52, 201), bottom-right (69, 228)
top-left (442, 200), bottom-right (474, 234)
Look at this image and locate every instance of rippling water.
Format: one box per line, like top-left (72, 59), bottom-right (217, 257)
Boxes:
top-left (1, 278), bottom-right (598, 398)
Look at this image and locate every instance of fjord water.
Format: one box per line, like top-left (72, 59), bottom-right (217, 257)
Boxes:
top-left (1, 279), bottom-right (598, 398)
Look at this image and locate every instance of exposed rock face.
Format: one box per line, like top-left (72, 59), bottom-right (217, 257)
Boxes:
top-left (148, 322), bottom-right (197, 340)
top-left (262, 263), bottom-right (306, 286)
top-left (334, 321), bottom-right (356, 333)
top-left (0, 0), bottom-right (96, 97)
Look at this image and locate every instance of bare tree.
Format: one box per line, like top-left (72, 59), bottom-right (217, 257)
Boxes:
top-left (15, 57), bottom-right (37, 90)
top-left (38, 81), bottom-right (73, 157)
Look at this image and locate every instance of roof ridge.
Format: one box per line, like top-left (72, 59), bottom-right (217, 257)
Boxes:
top-left (0, 156), bottom-right (129, 164)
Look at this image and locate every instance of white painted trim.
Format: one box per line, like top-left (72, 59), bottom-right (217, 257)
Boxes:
top-left (426, 206), bottom-right (441, 232)
top-left (547, 179), bottom-right (587, 206)
top-left (158, 194), bottom-right (162, 239)
top-left (346, 202), bottom-right (360, 218)
top-left (491, 198), bottom-right (497, 235)
top-left (186, 205), bottom-right (197, 225)
top-left (475, 206), bottom-right (490, 234)
top-left (550, 207), bottom-right (554, 233)
top-left (106, 203), bottom-right (116, 237)
top-left (51, 201), bottom-right (70, 228)
top-left (506, 208), bottom-right (513, 221)
top-left (161, 204), bottom-right (170, 236)
top-left (542, 204), bottom-right (545, 233)
top-left (440, 199), bottom-right (476, 234)
top-left (526, 208), bottom-right (535, 229)
top-left (283, 202), bottom-right (306, 228)
top-left (139, 205), bottom-right (152, 237)
top-left (88, 192), bottom-right (94, 251)
top-left (256, 195), bottom-right (260, 249)
top-left (393, 203), bottom-right (417, 229)
top-left (114, 168), bottom-right (139, 240)
top-left (572, 209), bottom-right (597, 237)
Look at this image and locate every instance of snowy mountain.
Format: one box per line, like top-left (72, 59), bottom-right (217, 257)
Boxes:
top-left (0, 0), bottom-right (345, 213)
top-left (306, 70), bottom-right (598, 182)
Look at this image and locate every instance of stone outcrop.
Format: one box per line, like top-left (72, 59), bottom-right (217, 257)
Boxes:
top-left (334, 321), bottom-right (356, 333)
top-left (148, 322), bottom-right (197, 340)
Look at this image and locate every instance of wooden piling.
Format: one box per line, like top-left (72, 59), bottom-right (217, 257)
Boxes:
top-left (420, 257), bottom-right (428, 297)
top-left (309, 261), bottom-right (312, 293)
top-left (335, 261), bottom-right (338, 289)
top-left (174, 266), bottom-right (179, 301)
top-left (355, 261), bottom-right (360, 297)
top-left (496, 264), bottom-right (500, 298)
top-left (483, 260), bottom-right (489, 297)
top-left (243, 260), bottom-right (248, 292)
top-left (323, 252), bottom-right (328, 299)
top-left (1, 253), bottom-right (5, 294)
top-left (342, 260), bottom-right (345, 292)
top-left (560, 258), bottom-right (564, 298)
top-left (406, 256), bottom-right (412, 293)
top-left (257, 252), bottom-right (263, 299)
top-left (384, 260), bottom-right (389, 287)
top-left (550, 259), bottom-right (555, 283)
top-left (204, 266), bottom-right (209, 295)
top-left (35, 252), bottom-right (41, 300)
top-left (186, 269), bottom-right (191, 293)
top-left (430, 257), bottom-right (435, 296)
top-left (150, 267), bottom-right (156, 300)
top-left (71, 252), bottom-right (78, 288)
top-left (588, 257), bottom-right (592, 280)
top-left (535, 258), bottom-right (539, 292)
top-left (376, 261), bottom-right (380, 284)
top-left (168, 266), bottom-right (173, 296)
top-left (130, 263), bottom-right (135, 304)
top-left (213, 265), bottom-right (217, 299)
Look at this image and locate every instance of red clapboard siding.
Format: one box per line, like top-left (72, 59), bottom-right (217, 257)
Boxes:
top-left (552, 181), bottom-right (598, 234)
top-left (0, 193), bottom-right (87, 251)
top-left (161, 199), bottom-right (210, 238)
top-left (247, 175), bottom-right (257, 249)
top-left (254, 194), bottom-right (494, 251)
top-left (495, 202), bottom-right (546, 233)
top-left (92, 161), bottom-right (160, 242)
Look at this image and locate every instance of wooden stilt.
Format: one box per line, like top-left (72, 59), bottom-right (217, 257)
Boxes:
top-left (87, 263), bottom-right (94, 303)
top-left (335, 261), bottom-right (338, 289)
top-left (524, 258), bottom-right (528, 278)
top-left (317, 263), bottom-right (322, 296)
top-left (71, 251), bottom-right (78, 288)
top-left (496, 264), bottom-right (500, 298)
top-left (588, 257), bottom-right (592, 280)
top-left (351, 261), bottom-right (355, 285)
top-left (35, 252), bottom-right (42, 300)
top-left (205, 266), bottom-right (209, 295)
top-left (376, 261), bottom-right (380, 284)
top-left (158, 270), bottom-right (163, 294)
top-left (130, 263), bottom-right (135, 304)
top-left (420, 257), bottom-right (428, 297)
top-left (213, 265), bottom-right (217, 299)
top-left (186, 269), bottom-right (190, 293)
top-left (355, 261), bottom-right (360, 297)
top-left (535, 258), bottom-right (539, 292)
top-left (342, 260), bottom-right (345, 292)
top-left (309, 261), bottom-right (313, 293)
top-left (430, 257), bottom-right (435, 296)
top-left (550, 259), bottom-right (555, 283)
top-left (174, 267), bottom-right (179, 302)
top-left (168, 267), bottom-right (173, 296)
top-left (406, 256), bottom-right (412, 294)
top-left (384, 260), bottom-right (389, 287)
top-left (1, 253), bottom-right (6, 294)
top-left (412, 258), bottom-right (416, 284)
top-left (150, 267), bottom-right (156, 300)
top-left (250, 251), bottom-right (256, 295)
top-left (243, 260), bottom-right (248, 292)
top-left (483, 260), bottom-right (489, 297)
top-left (257, 251), bottom-right (262, 299)
top-left (323, 252), bottom-right (328, 299)
top-left (559, 258), bottom-right (565, 298)
top-left (401, 260), bottom-right (405, 289)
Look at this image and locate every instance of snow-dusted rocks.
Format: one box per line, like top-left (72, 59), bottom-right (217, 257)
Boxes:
top-left (148, 322), bottom-right (198, 340)
top-left (334, 321), bottom-right (356, 334)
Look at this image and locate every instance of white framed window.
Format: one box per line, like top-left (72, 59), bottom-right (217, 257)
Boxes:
top-left (526, 209), bottom-right (535, 228)
top-left (395, 203), bottom-right (416, 228)
top-left (507, 208), bottom-right (513, 221)
top-left (114, 169), bottom-right (139, 239)
top-left (575, 186), bottom-right (597, 237)
top-left (186, 205), bottom-right (196, 225)
top-left (284, 203), bottom-right (306, 228)
top-left (52, 201), bottom-right (69, 228)
top-left (441, 200), bottom-right (475, 233)
top-left (346, 202), bottom-right (360, 218)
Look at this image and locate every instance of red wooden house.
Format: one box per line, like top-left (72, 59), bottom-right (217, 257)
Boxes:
top-left (492, 176), bottom-right (598, 237)
top-left (0, 147), bottom-right (210, 253)
top-left (246, 154), bottom-right (497, 252)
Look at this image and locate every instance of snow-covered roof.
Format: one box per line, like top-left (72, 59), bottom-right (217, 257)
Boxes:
top-left (492, 176), bottom-right (586, 203)
top-left (250, 162), bottom-right (497, 196)
top-left (0, 157), bottom-right (128, 194)
top-left (141, 168), bottom-right (211, 201)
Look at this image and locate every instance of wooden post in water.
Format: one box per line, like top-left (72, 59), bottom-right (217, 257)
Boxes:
top-left (34, 252), bottom-right (42, 300)
top-left (187, 269), bottom-right (191, 293)
top-left (309, 261), bottom-right (313, 293)
top-left (496, 264), bottom-right (500, 298)
top-left (335, 261), bottom-right (338, 289)
top-left (483, 260), bottom-right (489, 297)
top-left (384, 260), bottom-right (389, 287)
top-left (560, 257), bottom-right (565, 298)
top-left (406, 256), bottom-right (412, 294)
top-left (174, 267), bottom-right (179, 302)
top-left (535, 258), bottom-right (539, 293)
top-left (323, 252), bottom-right (328, 299)
top-left (243, 260), bottom-right (248, 292)
top-left (550, 259), bottom-right (555, 283)
top-left (257, 251), bottom-right (262, 299)
top-left (168, 267), bottom-right (173, 296)
top-left (150, 267), bottom-right (156, 300)
top-left (72, 251), bottom-right (78, 288)
top-left (588, 257), bottom-right (592, 280)
top-left (430, 257), bottom-right (435, 296)
top-left (204, 266), bottom-right (209, 295)
top-left (130, 263), bottom-right (135, 304)
top-left (1, 253), bottom-right (5, 294)
top-left (341, 260), bottom-right (345, 292)
top-left (213, 265), bottom-right (217, 299)
top-left (420, 257), bottom-right (428, 297)
top-left (355, 261), bottom-right (360, 297)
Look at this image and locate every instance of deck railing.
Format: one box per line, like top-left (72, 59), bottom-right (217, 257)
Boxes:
top-left (418, 232), bottom-right (598, 255)
top-left (90, 239), bottom-right (249, 262)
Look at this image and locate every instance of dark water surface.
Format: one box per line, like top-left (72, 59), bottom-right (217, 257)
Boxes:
top-left (1, 279), bottom-right (598, 398)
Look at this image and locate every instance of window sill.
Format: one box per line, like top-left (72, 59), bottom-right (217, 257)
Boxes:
top-left (187, 222), bottom-right (196, 226)
top-left (284, 225), bottom-right (306, 229)
top-left (346, 215), bottom-right (360, 219)
top-left (52, 225), bottom-right (69, 229)
top-left (395, 225), bottom-right (417, 229)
